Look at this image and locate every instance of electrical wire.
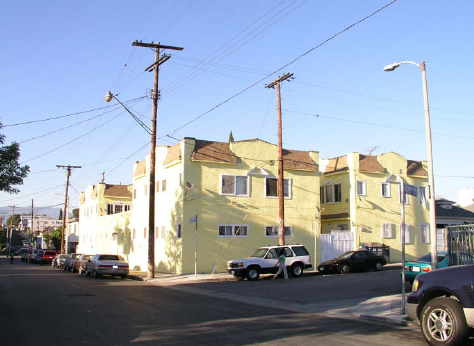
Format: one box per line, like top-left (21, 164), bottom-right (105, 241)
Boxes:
top-left (168, 0), bottom-right (400, 137)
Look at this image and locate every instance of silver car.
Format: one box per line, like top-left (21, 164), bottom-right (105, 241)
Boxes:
top-left (85, 254), bottom-right (129, 279)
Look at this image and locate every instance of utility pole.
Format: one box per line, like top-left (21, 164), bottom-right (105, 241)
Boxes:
top-left (8, 205), bottom-right (15, 255)
top-left (265, 73), bottom-right (294, 246)
top-left (31, 199), bottom-right (34, 247)
top-left (132, 40), bottom-right (183, 279)
top-left (56, 165), bottom-right (81, 254)
top-left (101, 172), bottom-right (105, 184)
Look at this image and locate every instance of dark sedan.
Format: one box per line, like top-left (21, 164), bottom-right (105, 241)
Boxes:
top-left (318, 250), bottom-right (386, 274)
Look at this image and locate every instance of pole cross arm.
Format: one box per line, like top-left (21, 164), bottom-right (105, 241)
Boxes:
top-left (132, 40), bottom-right (184, 51)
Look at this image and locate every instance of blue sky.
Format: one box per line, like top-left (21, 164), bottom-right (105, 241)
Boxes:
top-left (1, 0), bottom-right (473, 212)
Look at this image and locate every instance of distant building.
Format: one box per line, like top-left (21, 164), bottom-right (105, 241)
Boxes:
top-left (436, 198), bottom-right (474, 227)
top-left (20, 215), bottom-right (63, 234)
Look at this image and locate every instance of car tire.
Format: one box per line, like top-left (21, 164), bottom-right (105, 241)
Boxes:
top-left (63, 265), bottom-right (67, 271)
top-left (340, 264), bottom-right (350, 274)
top-left (120, 275), bottom-right (126, 279)
top-left (246, 267), bottom-right (260, 281)
top-left (291, 264), bottom-right (304, 278)
top-left (71, 266), bottom-right (76, 273)
top-left (93, 270), bottom-right (100, 279)
top-left (420, 297), bottom-right (469, 346)
top-left (374, 262), bottom-right (383, 271)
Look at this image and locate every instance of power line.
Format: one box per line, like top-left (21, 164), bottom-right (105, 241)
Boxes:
top-left (168, 0), bottom-right (400, 137)
top-left (3, 96), bottom-right (147, 127)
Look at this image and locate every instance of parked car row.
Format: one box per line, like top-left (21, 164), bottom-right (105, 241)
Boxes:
top-left (50, 253), bottom-right (130, 279)
top-left (21, 249), bottom-right (57, 265)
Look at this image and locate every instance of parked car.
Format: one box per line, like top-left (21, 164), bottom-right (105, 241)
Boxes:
top-left (85, 254), bottom-right (129, 278)
top-left (227, 244), bottom-right (312, 281)
top-left (72, 254), bottom-right (93, 274)
top-left (407, 265), bottom-right (474, 346)
top-left (21, 252), bottom-right (29, 262)
top-left (52, 254), bottom-right (68, 268)
top-left (404, 252), bottom-right (449, 283)
top-left (29, 249), bottom-right (44, 263)
top-left (318, 250), bottom-right (386, 274)
top-left (63, 253), bottom-right (81, 271)
top-left (39, 250), bottom-right (57, 265)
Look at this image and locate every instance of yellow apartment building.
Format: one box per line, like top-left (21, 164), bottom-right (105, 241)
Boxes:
top-left (319, 152), bottom-right (431, 263)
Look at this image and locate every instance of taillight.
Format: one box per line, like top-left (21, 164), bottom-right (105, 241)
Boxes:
top-left (404, 266), bottom-right (408, 271)
top-left (422, 267), bottom-right (432, 272)
top-left (309, 256), bottom-right (312, 264)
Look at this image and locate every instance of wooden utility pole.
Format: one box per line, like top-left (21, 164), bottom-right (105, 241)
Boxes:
top-left (31, 199), bottom-right (34, 245)
top-left (56, 165), bottom-right (81, 254)
top-left (8, 205), bottom-right (15, 255)
top-left (132, 40), bottom-right (183, 279)
top-left (265, 73), bottom-right (294, 246)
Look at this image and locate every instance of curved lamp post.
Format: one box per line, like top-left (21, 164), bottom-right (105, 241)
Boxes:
top-left (383, 60), bottom-right (438, 270)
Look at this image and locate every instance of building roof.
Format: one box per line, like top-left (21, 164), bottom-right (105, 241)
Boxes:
top-left (407, 160), bottom-right (427, 177)
top-left (103, 184), bottom-right (132, 198)
top-left (435, 198), bottom-right (474, 219)
top-left (324, 155), bottom-right (348, 175)
top-left (163, 143), bottom-right (182, 166)
top-left (133, 160), bottom-right (146, 178)
top-left (191, 140), bottom-right (237, 164)
top-left (283, 149), bottom-right (317, 172)
top-left (359, 154), bottom-right (384, 173)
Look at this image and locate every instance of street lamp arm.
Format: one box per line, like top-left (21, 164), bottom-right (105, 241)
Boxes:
top-left (105, 91), bottom-right (152, 135)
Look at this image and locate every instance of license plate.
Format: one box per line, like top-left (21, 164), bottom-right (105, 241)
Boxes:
top-left (231, 270), bottom-right (235, 274)
top-left (113, 265), bottom-right (118, 269)
top-left (319, 266), bottom-right (324, 271)
top-left (412, 267), bottom-right (421, 272)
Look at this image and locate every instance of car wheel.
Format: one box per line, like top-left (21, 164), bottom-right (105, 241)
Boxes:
top-left (120, 275), bottom-right (126, 279)
top-left (291, 264), bottom-right (304, 278)
top-left (93, 270), bottom-right (100, 279)
top-left (246, 267), bottom-right (260, 281)
top-left (340, 264), bottom-right (350, 274)
top-left (375, 262), bottom-right (383, 271)
top-left (420, 297), bottom-right (469, 346)
top-left (72, 266), bottom-right (76, 273)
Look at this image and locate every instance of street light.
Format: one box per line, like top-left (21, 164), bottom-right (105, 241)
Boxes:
top-left (383, 60), bottom-right (438, 270)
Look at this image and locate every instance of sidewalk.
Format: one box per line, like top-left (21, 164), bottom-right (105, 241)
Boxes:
top-left (127, 270), bottom-right (237, 283)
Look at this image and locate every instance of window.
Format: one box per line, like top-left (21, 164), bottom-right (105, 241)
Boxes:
top-left (382, 223), bottom-right (393, 238)
top-left (221, 175), bottom-right (248, 196)
top-left (155, 227), bottom-right (159, 239)
top-left (132, 229), bottom-right (136, 239)
top-left (156, 182), bottom-right (160, 192)
top-left (399, 185), bottom-right (409, 204)
top-left (420, 224), bottom-right (430, 244)
top-left (357, 180), bottom-right (366, 195)
top-left (400, 224), bottom-right (410, 244)
top-left (337, 224), bottom-right (349, 231)
top-left (381, 183), bottom-right (390, 197)
top-left (161, 226), bottom-right (166, 239)
top-left (265, 178), bottom-right (290, 198)
top-left (177, 223), bottom-right (182, 239)
top-left (144, 185), bottom-right (148, 196)
top-left (265, 226), bottom-right (292, 238)
top-left (179, 173), bottom-right (182, 187)
top-left (133, 189), bottom-right (137, 199)
top-left (144, 227), bottom-right (147, 238)
top-left (419, 186), bottom-right (427, 206)
top-left (162, 180), bottom-right (167, 192)
top-left (218, 225), bottom-right (248, 237)
top-left (114, 205), bottom-right (123, 214)
top-left (106, 204), bottom-right (131, 215)
top-left (320, 186), bottom-right (325, 204)
top-left (321, 184), bottom-right (342, 204)
top-left (107, 204), bottom-right (114, 215)
top-left (124, 205), bottom-right (131, 212)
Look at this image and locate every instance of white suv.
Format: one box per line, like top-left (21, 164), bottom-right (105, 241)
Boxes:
top-left (227, 245), bottom-right (312, 281)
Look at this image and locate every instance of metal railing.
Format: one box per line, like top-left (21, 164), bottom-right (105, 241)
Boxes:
top-left (447, 225), bottom-right (474, 266)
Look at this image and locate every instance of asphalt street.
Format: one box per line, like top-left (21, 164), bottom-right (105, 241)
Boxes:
top-left (0, 258), bottom-right (428, 346)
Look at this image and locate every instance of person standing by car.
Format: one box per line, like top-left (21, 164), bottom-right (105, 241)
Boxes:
top-left (273, 249), bottom-right (289, 281)
top-left (10, 251), bottom-right (14, 264)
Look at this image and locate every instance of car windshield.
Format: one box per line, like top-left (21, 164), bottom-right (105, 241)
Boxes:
top-left (416, 253), bottom-right (447, 262)
top-left (338, 251), bottom-right (355, 259)
top-left (98, 255), bottom-right (123, 261)
top-left (251, 248), bottom-right (269, 258)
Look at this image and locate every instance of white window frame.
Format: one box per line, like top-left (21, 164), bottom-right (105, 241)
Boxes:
top-left (419, 186), bottom-right (427, 206)
top-left (265, 226), bottom-right (293, 238)
top-left (420, 224), bottom-right (430, 244)
top-left (221, 174), bottom-right (250, 197)
top-left (265, 178), bottom-right (292, 199)
top-left (381, 182), bottom-right (391, 198)
top-left (336, 223), bottom-right (349, 230)
top-left (399, 223), bottom-right (410, 244)
top-left (382, 223), bottom-right (393, 238)
top-left (218, 224), bottom-right (249, 237)
top-left (322, 183), bottom-right (342, 204)
top-left (356, 180), bottom-right (366, 196)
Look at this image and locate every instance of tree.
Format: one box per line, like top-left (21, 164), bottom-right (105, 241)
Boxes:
top-left (0, 122), bottom-right (30, 194)
top-left (229, 131), bottom-right (234, 143)
top-left (58, 209), bottom-right (63, 221)
top-left (50, 228), bottom-right (62, 251)
top-left (72, 208), bottom-right (79, 219)
top-left (6, 214), bottom-right (21, 228)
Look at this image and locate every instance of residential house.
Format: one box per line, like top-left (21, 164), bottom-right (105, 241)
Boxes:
top-left (319, 152), bottom-right (431, 263)
top-left (436, 198), bottom-right (474, 228)
top-left (128, 137), bottom-right (320, 274)
top-left (76, 183), bottom-right (132, 256)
